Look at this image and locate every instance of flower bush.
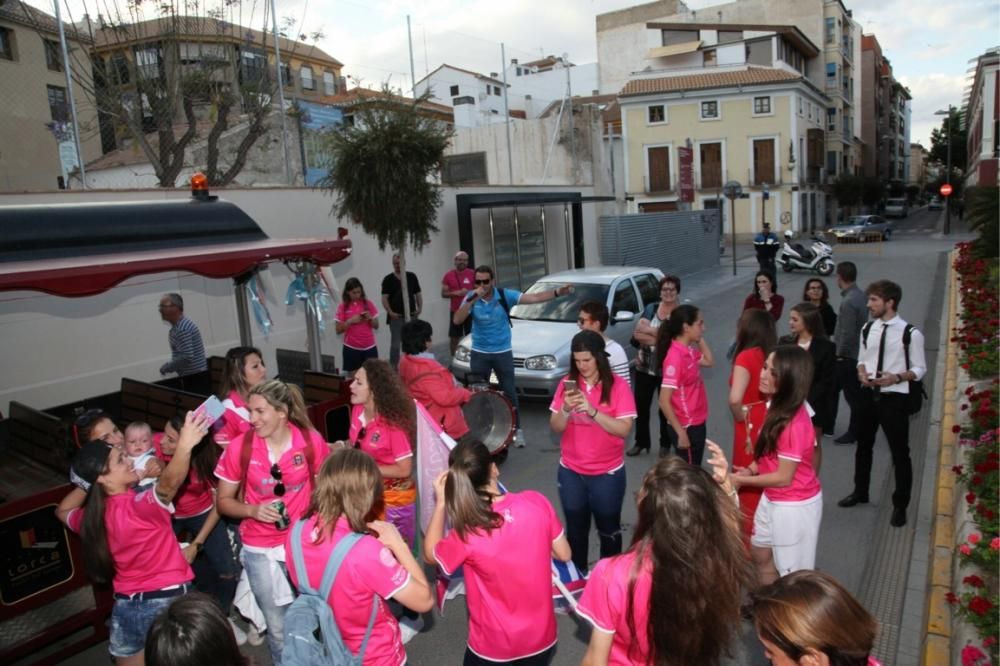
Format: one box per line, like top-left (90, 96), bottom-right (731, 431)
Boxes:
top-left (949, 241), bottom-right (1000, 660)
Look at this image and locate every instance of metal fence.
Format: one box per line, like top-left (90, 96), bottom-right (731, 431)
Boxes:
top-left (598, 209), bottom-right (722, 276)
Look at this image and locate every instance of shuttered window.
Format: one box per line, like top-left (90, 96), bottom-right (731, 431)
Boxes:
top-left (700, 142), bottom-right (722, 189)
top-left (753, 139), bottom-right (775, 185)
top-left (647, 146), bottom-right (671, 192)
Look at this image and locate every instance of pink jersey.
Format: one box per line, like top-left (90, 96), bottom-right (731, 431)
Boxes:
top-left (757, 405), bottom-right (821, 502)
top-left (576, 549), bottom-right (653, 665)
top-left (214, 424), bottom-right (329, 548)
top-left (349, 404), bottom-right (413, 468)
top-left (214, 391), bottom-right (252, 447)
top-left (285, 516), bottom-right (410, 666)
top-left (549, 375), bottom-right (636, 475)
top-left (442, 268), bottom-right (475, 312)
top-left (660, 340), bottom-right (708, 427)
top-left (153, 433), bottom-right (214, 518)
top-left (336, 299), bottom-right (379, 350)
top-left (433, 491), bottom-right (564, 661)
top-left (67, 488), bottom-right (193, 596)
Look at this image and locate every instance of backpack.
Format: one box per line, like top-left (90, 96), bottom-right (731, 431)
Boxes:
top-left (495, 287), bottom-right (513, 329)
top-left (861, 321), bottom-right (927, 415)
top-left (282, 520), bottom-right (378, 666)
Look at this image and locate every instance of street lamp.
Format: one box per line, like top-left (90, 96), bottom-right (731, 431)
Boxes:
top-left (934, 106), bottom-right (954, 235)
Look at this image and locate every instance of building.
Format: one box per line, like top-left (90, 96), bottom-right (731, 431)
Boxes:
top-left (860, 35), bottom-right (911, 188)
top-left (415, 64), bottom-right (510, 128)
top-left (616, 23), bottom-right (829, 233)
top-left (964, 47), bottom-right (999, 188)
top-left (909, 143), bottom-right (928, 187)
top-left (504, 56), bottom-right (600, 119)
top-left (0, 2), bottom-right (102, 191)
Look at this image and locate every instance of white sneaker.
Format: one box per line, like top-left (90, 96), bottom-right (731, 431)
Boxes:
top-left (514, 428), bottom-right (526, 448)
top-left (228, 618), bottom-right (248, 646)
top-left (246, 625), bottom-right (266, 647)
top-left (398, 615), bottom-right (424, 644)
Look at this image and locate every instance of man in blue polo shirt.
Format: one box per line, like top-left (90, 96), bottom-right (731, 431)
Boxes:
top-left (452, 264), bottom-right (570, 448)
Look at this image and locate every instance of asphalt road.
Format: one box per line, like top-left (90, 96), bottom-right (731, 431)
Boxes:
top-left (56, 205), bottom-right (966, 666)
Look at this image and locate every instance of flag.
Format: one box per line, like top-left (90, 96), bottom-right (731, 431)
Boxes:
top-left (415, 399), bottom-right (456, 533)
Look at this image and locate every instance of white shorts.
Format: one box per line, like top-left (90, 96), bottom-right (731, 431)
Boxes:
top-left (751, 492), bottom-right (823, 575)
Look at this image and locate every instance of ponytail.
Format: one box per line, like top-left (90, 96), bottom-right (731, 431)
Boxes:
top-left (445, 440), bottom-right (502, 540)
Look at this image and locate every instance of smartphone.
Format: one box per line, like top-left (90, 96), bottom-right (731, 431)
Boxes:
top-left (563, 380), bottom-right (578, 394)
top-left (194, 395), bottom-right (226, 424)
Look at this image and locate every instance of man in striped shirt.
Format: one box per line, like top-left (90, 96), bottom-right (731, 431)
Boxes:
top-left (158, 293), bottom-right (207, 377)
top-left (577, 301), bottom-right (631, 387)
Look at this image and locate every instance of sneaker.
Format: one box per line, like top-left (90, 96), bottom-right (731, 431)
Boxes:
top-left (513, 429), bottom-right (526, 448)
top-left (246, 625), bottom-right (266, 647)
top-left (228, 618), bottom-right (247, 646)
top-left (398, 615), bottom-right (424, 644)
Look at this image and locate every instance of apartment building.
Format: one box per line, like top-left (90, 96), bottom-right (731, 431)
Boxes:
top-left (964, 47), bottom-right (999, 188)
top-left (860, 35), bottom-right (910, 187)
top-left (415, 64), bottom-right (510, 128)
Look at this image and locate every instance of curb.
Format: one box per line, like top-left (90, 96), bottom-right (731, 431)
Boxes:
top-left (922, 249), bottom-right (958, 665)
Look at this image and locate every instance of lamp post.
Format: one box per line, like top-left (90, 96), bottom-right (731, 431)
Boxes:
top-left (934, 106), bottom-right (954, 235)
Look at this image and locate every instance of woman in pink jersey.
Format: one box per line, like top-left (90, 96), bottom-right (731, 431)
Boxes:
top-left (336, 277), bottom-right (380, 373)
top-left (577, 453), bottom-right (755, 665)
top-left (424, 439), bottom-right (572, 665)
top-left (285, 448), bottom-right (433, 666)
top-left (215, 346), bottom-right (268, 447)
top-left (751, 570), bottom-right (879, 666)
top-left (55, 411), bottom-right (212, 666)
top-left (215, 379), bottom-right (330, 665)
top-left (550, 330), bottom-right (635, 575)
top-left (657, 304), bottom-right (714, 465)
top-left (731, 345), bottom-right (823, 585)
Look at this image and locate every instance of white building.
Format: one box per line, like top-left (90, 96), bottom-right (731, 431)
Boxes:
top-left (503, 56), bottom-right (599, 119)
top-left (415, 64), bottom-right (509, 128)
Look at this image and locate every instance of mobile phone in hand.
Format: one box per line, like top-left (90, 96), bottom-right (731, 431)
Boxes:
top-left (194, 395), bottom-right (225, 424)
top-left (563, 380), bottom-right (578, 394)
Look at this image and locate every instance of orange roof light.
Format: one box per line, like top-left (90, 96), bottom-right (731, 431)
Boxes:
top-left (191, 172), bottom-right (208, 191)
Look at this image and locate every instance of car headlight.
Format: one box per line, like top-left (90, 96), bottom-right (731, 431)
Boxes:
top-left (454, 346), bottom-right (471, 362)
top-left (524, 354), bottom-right (557, 370)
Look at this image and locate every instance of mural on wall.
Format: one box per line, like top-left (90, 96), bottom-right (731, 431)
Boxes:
top-left (296, 101), bottom-right (344, 186)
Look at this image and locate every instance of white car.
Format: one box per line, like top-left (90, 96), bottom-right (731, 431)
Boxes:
top-left (450, 266), bottom-right (664, 398)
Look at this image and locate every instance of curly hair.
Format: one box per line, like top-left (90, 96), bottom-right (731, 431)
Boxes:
top-left (361, 359), bottom-right (416, 448)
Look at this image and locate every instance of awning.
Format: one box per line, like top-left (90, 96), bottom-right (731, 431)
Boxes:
top-left (0, 237), bottom-right (352, 297)
top-left (646, 41), bottom-right (702, 59)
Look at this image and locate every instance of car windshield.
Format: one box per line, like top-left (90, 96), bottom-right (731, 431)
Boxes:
top-left (509, 282), bottom-right (608, 322)
top-left (846, 216), bottom-right (870, 225)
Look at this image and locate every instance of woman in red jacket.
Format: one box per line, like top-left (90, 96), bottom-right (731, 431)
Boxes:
top-left (398, 319), bottom-right (472, 440)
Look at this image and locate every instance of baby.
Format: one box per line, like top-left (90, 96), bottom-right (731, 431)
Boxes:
top-left (124, 421), bottom-right (160, 488)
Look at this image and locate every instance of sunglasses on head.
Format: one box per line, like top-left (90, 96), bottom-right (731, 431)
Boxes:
top-left (270, 463), bottom-right (285, 497)
top-left (475, 279), bottom-right (491, 285)
top-left (72, 408), bottom-right (106, 448)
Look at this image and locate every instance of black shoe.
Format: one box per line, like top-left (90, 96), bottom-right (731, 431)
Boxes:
top-left (890, 507), bottom-right (907, 527)
top-left (626, 445), bottom-right (650, 457)
top-left (833, 432), bottom-right (856, 445)
top-left (837, 493), bottom-right (869, 508)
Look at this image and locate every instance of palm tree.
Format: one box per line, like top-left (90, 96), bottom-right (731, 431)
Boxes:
top-left (964, 186), bottom-right (999, 258)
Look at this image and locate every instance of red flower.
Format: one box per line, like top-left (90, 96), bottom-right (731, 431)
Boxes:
top-left (968, 596), bottom-right (993, 616)
top-left (953, 465), bottom-right (965, 475)
top-left (971, 475), bottom-right (983, 486)
top-left (964, 575), bottom-right (986, 588)
top-left (968, 532), bottom-right (982, 545)
top-left (966, 492), bottom-right (977, 504)
top-left (946, 591), bottom-right (959, 605)
top-left (953, 425), bottom-right (963, 434)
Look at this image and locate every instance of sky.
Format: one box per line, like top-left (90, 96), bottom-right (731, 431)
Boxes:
top-left (29, 0), bottom-right (1000, 152)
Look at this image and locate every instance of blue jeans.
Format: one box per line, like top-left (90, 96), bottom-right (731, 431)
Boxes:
top-left (173, 511), bottom-right (240, 613)
top-left (241, 549), bottom-right (292, 665)
top-left (470, 350), bottom-right (520, 428)
top-left (557, 465), bottom-right (626, 574)
top-left (109, 593), bottom-right (183, 657)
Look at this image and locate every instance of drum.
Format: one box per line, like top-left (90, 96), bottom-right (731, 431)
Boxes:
top-left (462, 386), bottom-right (515, 455)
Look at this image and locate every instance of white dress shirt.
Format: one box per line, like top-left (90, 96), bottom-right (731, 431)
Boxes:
top-left (857, 315), bottom-right (926, 394)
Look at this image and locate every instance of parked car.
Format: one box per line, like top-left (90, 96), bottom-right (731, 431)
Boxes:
top-left (450, 266), bottom-right (664, 398)
top-left (829, 215), bottom-right (893, 242)
top-left (884, 198), bottom-right (908, 218)
top-left (928, 197), bottom-right (943, 210)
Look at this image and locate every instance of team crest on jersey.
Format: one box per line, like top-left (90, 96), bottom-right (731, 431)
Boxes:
top-left (665, 365), bottom-right (677, 376)
top-left (370, 431), bottom-right (381, 444)
top-left (293, 454), bottom-right (303, 466)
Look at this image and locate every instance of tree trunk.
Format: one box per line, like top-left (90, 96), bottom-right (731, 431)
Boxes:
top-left (397, 244), bottom-right (410, 321)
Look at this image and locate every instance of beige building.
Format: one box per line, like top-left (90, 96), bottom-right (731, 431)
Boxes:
top-left (0, 2), bottom-right (101, 191)
top-left (909, 143), bottom-right (927, 187)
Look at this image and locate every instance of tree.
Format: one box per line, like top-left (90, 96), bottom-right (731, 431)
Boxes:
top-left (964, 186), bottom-right (999, 258)
top-left (831, 174), bottom-right (863, 214)
top-left (929, 108), bottom-right (967, 175)
top-left (318, 85), bottom-right (453, 319)
top-left (861, 176), bottom-right (883, 209)
top-left (26, 0), bottom-right (330, 187)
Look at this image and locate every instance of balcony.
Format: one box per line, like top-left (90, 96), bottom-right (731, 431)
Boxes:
top-left (699, 164), bottom-right (723, 190)
top-left (747, 170), bottom-right (782, 187)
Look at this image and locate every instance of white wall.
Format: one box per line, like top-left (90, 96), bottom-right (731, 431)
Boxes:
top-left (0, 184), bottom-right (597, 408)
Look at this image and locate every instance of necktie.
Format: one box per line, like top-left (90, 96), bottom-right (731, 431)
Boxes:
top-left (874, 322), bottom-right (889, 394)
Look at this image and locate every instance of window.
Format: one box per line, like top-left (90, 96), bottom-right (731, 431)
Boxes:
top-left (646, 146), bottom-right (671, 192)
top-left (0, 27), bottom-right (15, 60)
top-left (647, 104), bottom-right (665, 124)
top-left (700, 100), bottom-right (719, 120)
top-left (44, 39), bottom-right (61, 72)
top-left (300, 65), bottom-right (314, 90)
top-left (826, 151), bottom-right (837, 176)
top-left (281, 64), bottom-right (292, 87)
top-left (798, 98), bottom-right (803, 116)
top-left (752, 138), bottom-right (775, 186)
top-left (634, 274), bottom-right (660, 307)
top-left (703, 49), bottom-right (716, 66)
top-left (111, 53), bottom-right (129, 84)
top-left (323, 71), bottom-right (336, 95)
top-left (516, 67), bottom-right (522, 76)
top-left (612, 281), bottom-right (639, 315)
top-left (827, 107), bottom-right (836, 131)
top-left (449, 84), bottom-right (459, 96)
top-left (699, 142), bottom-right (722, 189)
top-left (753, 96), bottom-right (771, 115)
top-left (47, 85), bottom-right (68, 122)
top-left (826, 62), bottom-right (836, 82)
top-left (441, 152), bottom-right (488, 185)
top-left (135, 46), bottom-right (161, 80)
top-left (240, 48), bottom-right (267, 84)
top-left (493, 85), bottom-right (501, 96)
top-left (825, 17), bottom-right (836, 44)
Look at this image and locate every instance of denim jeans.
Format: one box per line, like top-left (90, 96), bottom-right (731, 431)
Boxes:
top-left (173, 511), bottom-right (240, 613)
top-left (109, 594), bottom-right (183, 657)
top-left (557, 465), bottom-right (626, 574)
top-left (470, 350), bottom-right (520, 428)
top-left (241, 548), bottom-right (292, 664)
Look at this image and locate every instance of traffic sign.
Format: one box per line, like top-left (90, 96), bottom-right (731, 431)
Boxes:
top-left (940, 183), bottom-right (953, 197)
top-left (723, 181), bottom-right (743, 200)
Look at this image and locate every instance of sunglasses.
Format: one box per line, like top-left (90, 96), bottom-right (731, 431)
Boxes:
top-left (72, 408), bottom-right (106, 447)
top-left (270, 463), bottom-right (285, 497)
top-left (353, 426), bottom-right (367, 449)
top-left (577, 318), bottom-right (590, 325)
top-left (474, 279), bottom-right (491, 285)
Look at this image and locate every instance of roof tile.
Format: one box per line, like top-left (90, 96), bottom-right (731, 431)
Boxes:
top-left (620, 68), bottom-right (802, 97)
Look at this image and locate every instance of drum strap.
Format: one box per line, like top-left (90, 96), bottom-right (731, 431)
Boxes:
top-left (496, 288), bottom-right (513, 329)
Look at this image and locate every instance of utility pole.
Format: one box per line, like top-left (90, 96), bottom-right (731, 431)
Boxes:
top-left (944, 107), bottom-right (953, 235)
top-left (269, 0), bottom-right (292, 185)
top-left (52, 0), bottom-right (86, 188)
top-left (501, 43), bottom-right (514, 185)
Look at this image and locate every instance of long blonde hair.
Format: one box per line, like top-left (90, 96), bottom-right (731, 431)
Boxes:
top-left (248, 379), bottom-right (314, 433)
top-left (305, 449), bottom-right (383, 540)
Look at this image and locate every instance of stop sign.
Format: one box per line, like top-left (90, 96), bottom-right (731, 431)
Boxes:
top-left (940, 183), bottom-right (953, 197)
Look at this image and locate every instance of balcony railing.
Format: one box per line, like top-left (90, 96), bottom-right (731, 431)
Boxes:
top-left (643, 175), bottom-right (676, 194)
top-left (699, 164), bottom-right (723, 190)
